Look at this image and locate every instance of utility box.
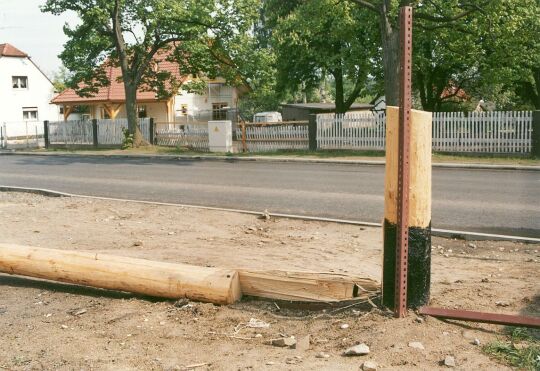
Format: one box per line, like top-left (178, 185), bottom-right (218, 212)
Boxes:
top-left (208, 120), bottom-right (233, 152)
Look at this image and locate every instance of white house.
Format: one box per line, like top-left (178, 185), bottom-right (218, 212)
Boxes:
top-left (0, 43), bottom-right (58, 136)
top-left (52, 48), bottom-right (247, 124)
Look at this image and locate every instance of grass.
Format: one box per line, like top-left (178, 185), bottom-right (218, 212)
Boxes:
top-left (483, 327), bottom-right (540, 370)
top-left (23, 146), bottom-right (540, 165)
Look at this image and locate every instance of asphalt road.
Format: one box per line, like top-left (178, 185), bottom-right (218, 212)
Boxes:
top-left (0, 155), bottom-right (538, 238)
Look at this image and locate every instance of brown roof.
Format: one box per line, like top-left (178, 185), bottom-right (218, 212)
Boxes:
top-left (0, 43), bottom-right (28, 57)
top-left (52, 50), bottom-right (183, 104)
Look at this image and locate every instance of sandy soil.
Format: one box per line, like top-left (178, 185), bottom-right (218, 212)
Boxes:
top-left (0, 192), bottom-right (538, 370)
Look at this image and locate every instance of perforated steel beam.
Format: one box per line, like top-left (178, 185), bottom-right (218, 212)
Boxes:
top-left (419, 307), bottom-right (540, 329)
top-left (395, 5), bottom-right (413, 318)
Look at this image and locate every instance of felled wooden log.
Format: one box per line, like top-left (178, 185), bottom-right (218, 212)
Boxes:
top-left (0, 244), bottom-right (241, 305)
top-left (0, 244), bottom-right (380, 304)
top-left (239, 270), bottom-right (379, 302)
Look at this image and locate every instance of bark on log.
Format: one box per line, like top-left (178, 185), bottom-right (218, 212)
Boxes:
top-left (0, 244), bottom-right (241, 305)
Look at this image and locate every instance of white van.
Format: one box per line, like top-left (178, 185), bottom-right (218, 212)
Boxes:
top-left (253, 111), bottom-right (282, 123)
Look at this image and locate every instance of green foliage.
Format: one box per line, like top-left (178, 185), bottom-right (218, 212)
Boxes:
top-left (42, 0), bottom-right (260, 144)
top-left (42, 0), bottom-right (253, 95)
top-left (483, 327), bottom-right (540, 370)
top-left (51, 66), bottom-right (71, 93)
top-left (268, 0), bottom-right (379, 112)
top-left (121, 127), bottom-right (134, 149)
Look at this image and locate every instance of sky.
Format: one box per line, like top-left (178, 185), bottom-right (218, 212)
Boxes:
top-left (0, 0), bottom-right (79, 77)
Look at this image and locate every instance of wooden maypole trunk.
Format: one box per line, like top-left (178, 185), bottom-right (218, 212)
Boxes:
top-left (0, 244), bottom-right (241, 305)
top-left (382, 106), bottom-right (432, 310)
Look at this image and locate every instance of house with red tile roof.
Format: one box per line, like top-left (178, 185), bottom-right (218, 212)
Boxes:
top-left (51, 51), bottom-right (246, 123)
top-left (0, 43), bottom-right (58, 129)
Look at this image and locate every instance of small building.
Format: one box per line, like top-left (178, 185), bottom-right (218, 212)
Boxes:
top-left (0, 43), bottom-right (58, 126)
top-left (280, 102), bottom-right (373, 121)
top-left (370, 95), bottom-right (386, 112)
top-left (51, 53), bottom-right (245, 123)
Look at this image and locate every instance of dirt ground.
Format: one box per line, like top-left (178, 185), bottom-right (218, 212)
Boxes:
top-left (0, 192), bottom-right (538, 370)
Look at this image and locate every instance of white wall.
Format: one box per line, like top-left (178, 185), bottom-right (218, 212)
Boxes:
top-left (173, 82), bottom-right (238, 121)
top-left (0, 56), bottom-right (58, 132)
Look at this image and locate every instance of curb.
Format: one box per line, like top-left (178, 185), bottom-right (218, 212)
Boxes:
top-left (2, 185), bottom-right (539, 243)
top-left (0, 150), bottom-right (538, 170)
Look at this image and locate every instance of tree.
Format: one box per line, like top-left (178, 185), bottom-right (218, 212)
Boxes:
top-left (42, 0), bottom-right (255, 146)
top-left (51, 66), bottom-right (71, 93)
top-left (268, 0), bottom-right (379, 113)
top-left (481, 0), bottom-right (540, 109)
top-left (348, 0), bottom-right (488, 107)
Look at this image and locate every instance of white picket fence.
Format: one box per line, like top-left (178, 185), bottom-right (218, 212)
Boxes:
top-left (316, 111), bottom-right (533, 154)
top-left (97, 118), bottom-right (151, 145)
top-left (1, 121), bottom-right (44, 149)
top-left (237, 123), bottom-right (309, 152)
top-left (432, 111), bottom-right (532, 153)
top-left (155, 123), bottom-right (209, 151)
top-left (317, 112), bottom-right (386, 150)
top-left (47, 118), bottom-right (151, 147)
top-left (2, 111), bottom-right (534, 154)
top-left (48, 120), bottom-right (93, 146)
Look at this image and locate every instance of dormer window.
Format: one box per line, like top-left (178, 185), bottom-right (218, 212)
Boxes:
top-left (12, 76), bottom-right (28, 89)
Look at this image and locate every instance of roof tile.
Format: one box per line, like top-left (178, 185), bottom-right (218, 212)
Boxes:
top-left (0, 43), bottom-right (28, 57)
top-left (52, 49), bottom-right (183, 104)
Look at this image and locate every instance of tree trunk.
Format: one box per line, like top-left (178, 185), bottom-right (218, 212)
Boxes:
top-left (124, 83), bottom-right (145, 147)
top-left (533, 67), bottom-right (540, 109)
top-left (416, 72), bottom-right (428, 110)
top-left (381, 19), bottom-right (400, 106)
top-left (334, 68), bottom-right (346, 114)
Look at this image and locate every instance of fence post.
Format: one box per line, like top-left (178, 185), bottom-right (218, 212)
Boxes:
top-left (148, 118), bottom-right (154, 145)
top-left (241, 123), bottom-right (247, 152)
top-left (44, 121), bottom-right (50, 148)
top-left (92, 119), bottom-right (99, 148)
top-left (1, 122), bottom-right (5, 149)
top-left (308, 114), bottom-right (317, 151)
top-left (532, 111), bottom-right (540, 157)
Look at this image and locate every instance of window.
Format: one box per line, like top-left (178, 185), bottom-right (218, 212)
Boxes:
top-left (212, 103), bottom-right (228, 120)
top-left (138, 105), bottom-right (147, 118)
top-left (12, 76), bottom-right (28, 89)
top-left (22, 108), bottom-right (38, 121)
top-left (101, 107), bottom-right (110, 119)
top-left (208, 83), bottom-right (232, 99)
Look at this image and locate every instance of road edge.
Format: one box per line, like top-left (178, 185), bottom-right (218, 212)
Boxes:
top-left (1, 150), bottom-right (539, 170)
top-left (2, 185), bottom-right (538, 243)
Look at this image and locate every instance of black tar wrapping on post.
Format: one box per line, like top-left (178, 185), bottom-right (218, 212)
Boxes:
top-left (382, 219), bottom-right (431, 309)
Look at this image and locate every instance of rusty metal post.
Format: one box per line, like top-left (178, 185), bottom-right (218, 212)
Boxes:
top-left (419, 307), bottom-right (540, 329)
top-left (395, 6), bottom-right (413, 318)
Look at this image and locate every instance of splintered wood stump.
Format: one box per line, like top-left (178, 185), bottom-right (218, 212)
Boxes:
top-left (0, 244), bottom-right (241, 305)
top-left (239, 270), bottom-right (379, 302)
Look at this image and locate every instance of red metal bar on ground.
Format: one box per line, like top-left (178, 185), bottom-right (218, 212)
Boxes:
top-left (419, 307), bottom-right (540, 329)
top-left (395, 6), bottom-right (413, 318)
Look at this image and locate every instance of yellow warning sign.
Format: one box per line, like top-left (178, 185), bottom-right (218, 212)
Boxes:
top-left (214, 126), bottom-right (219, 132)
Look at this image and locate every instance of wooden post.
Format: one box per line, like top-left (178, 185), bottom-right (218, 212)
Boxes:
top-left (241, 123), bottom-right (247, 152)
top-left (308, 114), bottom-right (317, 151)
top-left (532, 111), bottom-right (540, 157)
top-left (0, 244), bottom-right (241, 305)
top-left (92, 119), bottom-right (98, 148)
top-left (149, 118), bottom-right (155, 145)
top-left (382, 106), bottom-right (432, 310)
top-left (43, 121), bottom-right (49, 149)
